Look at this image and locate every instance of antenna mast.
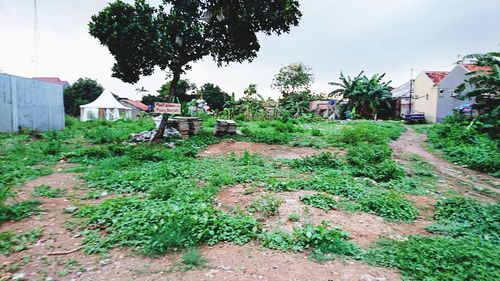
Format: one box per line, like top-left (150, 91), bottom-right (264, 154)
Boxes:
top-left (33, 0), bottom-right (40, 74)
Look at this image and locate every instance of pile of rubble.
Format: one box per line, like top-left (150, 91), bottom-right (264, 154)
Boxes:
top-left (215, 119), bottom-right (237, 136)
top-left (132, 128), bottom-right (181, 142)
top-left (173, 117), bottom-right (202, 136)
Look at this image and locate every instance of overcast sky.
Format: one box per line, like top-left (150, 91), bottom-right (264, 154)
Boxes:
top-left (1, 0), bottom-right (499, 100)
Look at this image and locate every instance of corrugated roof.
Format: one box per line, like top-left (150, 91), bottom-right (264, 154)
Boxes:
top-left (425, 71), bottom-right (449, 84)
top-left (125, 100), bottom-right (149, 111)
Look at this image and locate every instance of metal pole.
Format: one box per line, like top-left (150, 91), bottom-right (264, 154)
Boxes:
top-left (408, 68), bottom-right (414, 114)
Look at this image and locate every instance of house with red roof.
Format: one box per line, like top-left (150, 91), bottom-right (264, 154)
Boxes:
top-left (112, 93), bottom-right (149, 119)
top-left (412, 70), bottom-right (450, 123)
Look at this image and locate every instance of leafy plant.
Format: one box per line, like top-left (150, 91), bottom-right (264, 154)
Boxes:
top-left (248, 193), bottom-right (283, 218)
top-left (262, 222), bottom-right (361, 261)
top-left (0, 200), bottom-right (41, 222)
top-left (427, 197), bottom-right (499, 241)
top-left (300, 193), bottom-right (338, 211)
top-left (367, 235), bottom-right (500, 281)
top-left (288, 213), bottom-right (300, 222)
top-left (179, 248), bottom-right (208, 271)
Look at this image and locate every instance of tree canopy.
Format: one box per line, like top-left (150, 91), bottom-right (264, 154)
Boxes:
top-left (199, 83), bottom-right (230, 111)
top-left (272, 62), bottom-right (314, 94)
top-left (63, 78), bottom-right (104, 117)
top-left (330, 72), bottom-right (392, 120)
top-left (89, 0), bottom-right (302, 85)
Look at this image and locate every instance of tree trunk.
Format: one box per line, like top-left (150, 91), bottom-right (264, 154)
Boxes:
top-left (153, 70), bottom-right (181, 143)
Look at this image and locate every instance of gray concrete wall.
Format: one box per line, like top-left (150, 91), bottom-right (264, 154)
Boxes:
top-left (436, 66), bottom-right (474, 123)
top-left (0, 73), bottom-right (65, 132)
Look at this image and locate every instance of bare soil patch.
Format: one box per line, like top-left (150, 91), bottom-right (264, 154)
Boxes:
top-left (162, 243), bottom-right (400, 281)
top-left (391, 128), bottom-right (499, 203)
top-left (200, 140), bottom-right (340, 159)
top-left (265, 191), bottom-right (432, 248)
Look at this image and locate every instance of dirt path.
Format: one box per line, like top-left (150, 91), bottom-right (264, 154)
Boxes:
top-left (391, 128), bottom-right (499, 202)
top-left (200, 140), bottom-right (341, 159)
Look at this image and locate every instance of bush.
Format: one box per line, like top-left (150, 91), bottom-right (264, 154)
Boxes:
top-left (248, 193), bottom-right (283, 217)
top-left (262, 222), bottom-right (361, 261)
top-left (427, 122), bottom-right (499, 175)
top-left (367, 235), bottom-right (500, 281)
top-left (300, 193), bottom-right (338, 211)
top-left (290, 152), bottom-right (343, 172)
top-left (427, 197), bottom-right (499, 241)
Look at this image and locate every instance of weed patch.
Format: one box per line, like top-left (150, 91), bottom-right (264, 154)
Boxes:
top-left (33, 184), bottom-right (64, 198)
top-left (0, 228), bottom-right (43, 254)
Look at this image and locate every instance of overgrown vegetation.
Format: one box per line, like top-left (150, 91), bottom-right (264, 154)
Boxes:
top-left (262, 222), bottom-right (361, 262)
top-left (425, 118), bottom-right (499, 176)
top-left (0, 228), bottom-right (43, 254)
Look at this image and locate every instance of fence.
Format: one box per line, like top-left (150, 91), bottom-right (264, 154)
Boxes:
top-left (0, 73), bottom-right (65, 132)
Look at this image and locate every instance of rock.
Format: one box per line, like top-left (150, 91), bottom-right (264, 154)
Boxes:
top-left (205, 269), bottom-right (219, 277)
top-left (63, 206), bottom-right (79, 213)
top-left (12, 273), bottom-right (26, 280)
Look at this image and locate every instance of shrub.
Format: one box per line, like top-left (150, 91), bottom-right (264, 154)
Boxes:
top-left (248, 193), bottom-right (283, 217)
top-left (427, 197), bottom-right (499, 241)
top-left (300, 193), bottom-right (338, 211)
top-left (426, 122), bottom-right (499, 175)
top-left (367, 235), bottom-right (500, 281)
top-left (262, 222), bottom-right (361, 261)
top-left (290, 152), bottom-right (343, 171)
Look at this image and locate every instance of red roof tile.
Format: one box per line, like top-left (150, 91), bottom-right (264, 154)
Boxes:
top-left (32, 77), bottom-right (69, 85)
top-left (462, 65), bottom-right (491, 72)
top-left (425, 71), bottom-right (449, 84)
top-left (125, 99), bottom-right (149, 111)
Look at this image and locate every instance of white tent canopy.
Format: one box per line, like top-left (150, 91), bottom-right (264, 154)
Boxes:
top-left (79, 91), bottom-right (132, 121)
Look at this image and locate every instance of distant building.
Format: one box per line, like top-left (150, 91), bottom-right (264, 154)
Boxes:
top-left (391, 80), bottom-right (413, 117)
top-left (113, 94), bottom-right (149, 119)
top-left (309, 100), bottom-right (335, 118)
top-left (0, 73), bottom-right (65, 132)
top-left (436, 65), bottom-right (490, 123)
top-left (412, 71), bottom-right (449, 123)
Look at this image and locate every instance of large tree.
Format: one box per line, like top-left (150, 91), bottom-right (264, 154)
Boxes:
top-left (199, 83), bottom-right (230, 111)
top-left (63, 78), bottom-right (104, 117)
top-left (89, 0), bottom-right (302, 141)
top-left (330, 72), bottom-right (392, 120)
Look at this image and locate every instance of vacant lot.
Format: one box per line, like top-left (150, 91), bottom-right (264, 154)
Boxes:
top-left (1, 118), bottom-right (498, 281)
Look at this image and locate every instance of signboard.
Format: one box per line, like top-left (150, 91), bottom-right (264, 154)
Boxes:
top-left (154, 102), bottom-right (181, 114)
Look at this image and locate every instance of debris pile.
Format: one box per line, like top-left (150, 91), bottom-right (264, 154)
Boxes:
top-left (215, 119), bottom-right (237, 136)
top-left (167, 119), bottom-right (190, 138)
top-left (132, 128), bottom-right (181, 142)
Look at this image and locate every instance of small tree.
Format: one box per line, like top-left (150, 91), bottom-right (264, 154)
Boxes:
top-left (272, 62), bottom-right (314, 94)
top-left (272, 62), bottom-right (315, 117)
top-left (199, 83), bottom-right (230, 111)
top-left (330, 72), bottom-right (392, 120)
top-left (63, 78), bottom-right (104, 117)
top-left (89, 0), bottom-right (302, 141)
